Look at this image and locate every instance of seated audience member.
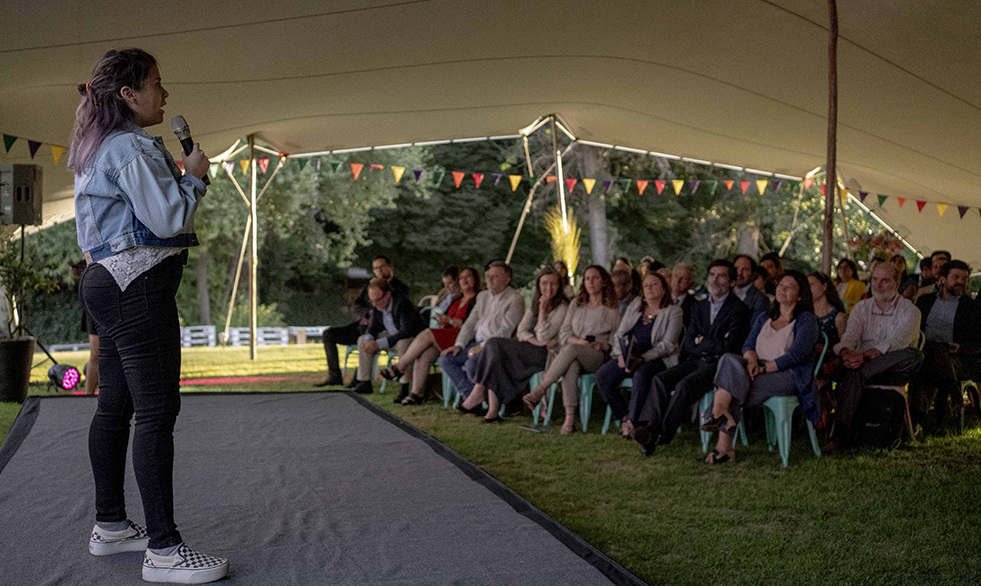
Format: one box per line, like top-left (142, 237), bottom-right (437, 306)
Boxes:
top-left (634, 260), bottom-right (751, 456)
top-left (733, 254), bottom-right (771, 320)
top-left (909, 260), bottom-right (981, 427)
top-left (554, 259), bottom-right (576, 299)
top-left (759, 252), bottom-right (784, 295)
top-left (637, 256), bottom-right (656, 279)
top-left (439, 261), bottom-right (525, 401)
top-left (611, 268), bottom-right (636, 315)
top-left (671, 263), bottom-right (697, 327)
top-left (656, 266), bottom-right (674, 284)
top-left (595, 272), bottom-right (683, 438)
top-left (432, 265), bottom-right (461, 311)
top-left (458, 268), bottom-right (570, 421)
top-left (891, 255), bottom-right (916, 301)
top-left (913, 257), bottom-right (934, 301)
top-left (808, 271), bottom-right (847, 349)
top-left (835, 257), bottom-right (865, 314)
top-left (613, 257), bottom-right (633, 273)
top-left (352, 277), bottom-right (426, 395)
top-left (752, 264), bottom-right (771, 298)
top-left (700, 271), bottom-right (820, 463)
top-left (316, 255), bottom-right (409, 387)
top-left (524, 265), bottom-right (621, 434)
top-left (381, 267), bottom-right (480, 404)
top-left (829, 262), bottom-right (922, 449)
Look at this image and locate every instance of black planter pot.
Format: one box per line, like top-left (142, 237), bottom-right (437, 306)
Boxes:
top-left (0, 337), bottom-right (35, 403)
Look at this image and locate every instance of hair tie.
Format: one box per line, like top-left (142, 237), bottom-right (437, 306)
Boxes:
top-left (85, 83), bottom-right (91, 93)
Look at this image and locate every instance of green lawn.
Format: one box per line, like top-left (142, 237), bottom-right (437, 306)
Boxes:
top-left (3, 345), bottom-right (980, 585)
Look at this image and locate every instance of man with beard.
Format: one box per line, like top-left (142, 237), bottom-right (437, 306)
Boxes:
top-left (634, 260), bottom-right (750, 455)
top-left (909, 260), bottom-right (981, 427)
top-left (733, 254), bottom-right (771, 321)
top-left (831, 262), bottom-right (922, 447)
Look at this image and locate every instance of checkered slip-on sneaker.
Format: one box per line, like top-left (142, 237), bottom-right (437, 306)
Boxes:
top-left (142, 543), bottom-right (229, 584)
top-left (89, 521), bottom-right (150, 556)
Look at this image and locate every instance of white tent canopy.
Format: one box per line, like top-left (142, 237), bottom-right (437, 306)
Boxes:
top-left (2, 0), bottom-right (980, 265)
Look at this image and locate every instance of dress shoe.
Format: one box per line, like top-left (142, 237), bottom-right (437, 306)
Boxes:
top-left (353, 380), bottom-right (374, 395)
top-left (345, 378), bottom-right (359, 389)
top-left (456, 404), bottom-right (488, 417)
top-left (314, 374), bottom-right (343, 388)
top-left (633, 427), bottom-right (659, 457)
top-left (393, 383), bottom-right (410, 404)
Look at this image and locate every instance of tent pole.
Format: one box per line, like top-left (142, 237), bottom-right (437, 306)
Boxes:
top-left (248, 135), bottom-right (259, 360)
top-left (550, 115), bottom-right (569, 232)
top-left (222, 215), bottom-right (252, 346)
top-left (822, 0), bottom-right (838, 275)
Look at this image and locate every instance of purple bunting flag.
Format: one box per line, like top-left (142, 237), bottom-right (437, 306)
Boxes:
top-left (772, 180), bottom-right (782, 192)
top-left (603, 179), bottom-right (613, 194)
top-left (859, 191), bottom-right (868, 202)
top-left (28, 140), bottom-right (42, 159)
top-left (958, 206), bottom-right (969, 219)
top-left (492, 173), bottom-right (502, 186)
top-left (687, 180), bottom-right (700, 194)
top-left (222, 161), bottom-right (235, 175)
top-left (413, 169), bottom-right (423, 182)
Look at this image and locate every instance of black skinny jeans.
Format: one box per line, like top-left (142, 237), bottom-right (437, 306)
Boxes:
top-left (80, 255), bottom-right (184, 549)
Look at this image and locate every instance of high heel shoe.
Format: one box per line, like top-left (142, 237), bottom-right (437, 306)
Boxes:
top-left (522, 386), bottom-right (547, 411)
top-left (379, 365), bottom-right (403, 381)
top-left (700, 413), bottom-right (728, 432)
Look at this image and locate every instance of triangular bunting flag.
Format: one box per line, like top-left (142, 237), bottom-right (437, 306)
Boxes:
top-left (877, 195), bottom-right (887, 207)
top-left (28, 141), bottom-right (41, 159)
top-left (636, 180), bottom-right (649, 195)
top-left (739, 180), bottom-right (750, 194)
top-left (916, 200), bottom-right (926, 212)
top-left (350, 163), bottom-right (363, 180)
top-left (958, 206), bottom-right (969, 218)
top-left (370, 164), bottom-right (384, 171)
top-left (840, 188), bottom-right (849, 202)
top-left (492, 173), bottom-right (502, 186)
top-left (603, 179), bottom-right (613, 194)
top-left (298, 158), bottom-right (308, 171)
top-left (509, 175), bottom-right (522, 192)
top-left (472, 173), bottom-right (484, 189)
top-left (175, 161), bottom-right (184, 171)
top-left (545, 176), bottom-right (557, 183)
top-left (50, 145), bottom-right (64, 165)
top-left (452, 171), bottom-right (465, 188)
top-left (724, 180), bottom-right (735, 191)
top-left (209, 163), bottom-right (219, 178)
top-left (432, 170), bottom-right (445, 185)
top-left (772, 180), bottom-right (782, 192)
top-left (937, 203), bottom-right (948, 217)
top-left (565, 178), bottom-right (577, 193)
top-left (859, 191), bottom-right (868, 202)
top-left (583, 178), bottom-right (596, 194)
top-left (392, 166), bottom-right (406, 182)
top-left (803, 177), bottom-right (814, 190)
top-left (620, 178), bottom-right (632, 193)
top-left (258, 157), bottom-right (269, 174)
top-left (821, 184), bottom-right (826, 196)
top-left (3, 134), bottom-right (17, 152)
top-left (413, 169), bottom-right (423, 182)
top-left (897, 197), bottom-right (906, 207)
top-left (329, 161), bottom-right (342, 173)
top-left (687, 180), bottom-right (700, 194)
top-left (672, 179), bottom-right (684, 195)
top-left (239, 160), bottom-right (250, 175)
top-left (654, 180), bottom-right (666, 195)
top-left (223, 161), bottom-right (235, 174)
top-left (706, 180), bottom-right (718, 195)
top-left (756, 179), bottom-right (768, 194)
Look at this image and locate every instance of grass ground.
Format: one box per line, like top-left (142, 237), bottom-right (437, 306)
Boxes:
top-left (3, 345), bottom-right (980, 585)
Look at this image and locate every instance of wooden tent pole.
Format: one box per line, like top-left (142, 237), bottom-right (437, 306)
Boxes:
top-left (822, 0), bottom-right (838, 275)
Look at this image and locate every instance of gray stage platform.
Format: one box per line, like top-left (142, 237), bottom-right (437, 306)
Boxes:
top-left (0, 392), bottom-right (646, 585)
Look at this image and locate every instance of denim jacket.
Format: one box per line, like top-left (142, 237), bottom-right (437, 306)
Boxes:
top-left (74, 123), bottom-right (205, 262)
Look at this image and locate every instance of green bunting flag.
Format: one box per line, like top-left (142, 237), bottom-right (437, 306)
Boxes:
top-left (619, 178), bottom-right (632, 193)
top-left (298, 159), bottom-right (309, 171)
top-left (877, 195), bottom-right (888, 207)
top-left (706, 180), bottom-right (718, 195)
top-left (3, 134), bottom-right (16, 152)
top-left (329, 161), bottom-right (342, 173)
top-left (209, 163), bottom-right (219, 178)
top-left (432, 170), bottom-right (445, 185)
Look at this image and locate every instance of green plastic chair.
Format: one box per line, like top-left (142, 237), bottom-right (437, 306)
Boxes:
top-left (601, 379), bottom-right (632, 435)
top-left (699, 391), bottom-right (748, 452)
top-left (441, 371), bottom-right (460, 408)
top-left (342, 345), bottom-right (390, 393)
top-left (578, 374), bottom-right (597, 432)
top-left (529, 372), bottom-right (558, 426)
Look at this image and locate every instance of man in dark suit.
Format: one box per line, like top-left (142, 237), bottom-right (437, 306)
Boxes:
top-left (635, 259), bottom-right (751, 455)
top-left (316, 255), bottom-right (409, 387)
top-left (352, 277), bottom-right (425, 397)
top-left (671, 263), bottom-right (698, 328)
top-left (909, 260), bottom-right (981, 427)
top-left (733, 254), bottom-right (771, 321)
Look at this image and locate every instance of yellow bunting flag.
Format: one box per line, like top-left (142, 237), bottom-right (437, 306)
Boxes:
top-left (509, 175), bottom-right (522, 192)
top-left (392, 166), bottom-right (406, 182)
top-left (839, 188), bottom-right (849, 202)
top-left (937, 203), bottom-right (948, 216)
top-left (350, 163), bottom-right (363, 180)
top-left (50, 145), bottom-right (65, 165)
top-left (672, 179), bottom-right (684, 195)
top-left (582, 178), bottom-right (596, 194)
top-left (239, 160), bottom-right (250, 174)
top-left (756, 179), bottom-right (768, 194)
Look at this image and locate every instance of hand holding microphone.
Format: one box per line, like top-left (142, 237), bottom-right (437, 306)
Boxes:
top-left (171, 115), bottom-right (210, 185)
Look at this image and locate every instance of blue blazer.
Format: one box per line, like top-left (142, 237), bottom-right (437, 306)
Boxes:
top-left (742, 311), bottom-right (821, 423)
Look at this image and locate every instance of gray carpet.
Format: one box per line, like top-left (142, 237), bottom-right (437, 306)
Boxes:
top-left (0, 392), bottom-right (645, 585)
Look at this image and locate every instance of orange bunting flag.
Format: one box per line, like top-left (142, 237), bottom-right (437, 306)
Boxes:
top-left (582, 178), bottom-right (596, 194)
top-left (937, 203), bottom-right (948, 217)
top-left (565, 178), bottom-right (577, 193)
top-left (545, 176), bottom-right (557, 183)
top-left (916, 200), bottom-right (926, 212)
top-left (739, 181), bottom-right (750, 194)
top-left (50, 145), bottom-right (65, 165)
top-left (370, 164), bottom-right (384, 171)
top-left (258, 157), bottom-right (269, 174)
top-left (897, 197), bottom-right (907, 207)
top-left (451, 171), bottom-right (465, 188)
top-left (472, 173), bottom-right (484, 189)
top-left (350, 163), bottom-right (364, 180)
top-left (175, 161), bottom-right (184, 171)
top-left (803, 177), bottom-right (814, 190)
top-left (724, 180), bottom-right (735, 191)
top-left (239, 160), bottom-right (250, 175)
top-left (672, 179), bottom-right (684, 195)
top-left (756, 179), bottom-right (768, 194)
top-left (636, 180), bottom-right (649, 195)
top-left (392, 166), bottom-right (406, 182)
top-left (509, 175), bottom-right (522, 192)
top-left (654, 180), bottom-right (666, 195)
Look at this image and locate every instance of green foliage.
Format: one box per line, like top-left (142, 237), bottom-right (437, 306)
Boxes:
top-left (0, 225), bottom-right (68, 338)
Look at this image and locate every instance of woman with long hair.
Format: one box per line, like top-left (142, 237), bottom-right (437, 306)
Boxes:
top-left (524, 265), bottom-right (620, 434)
top-left (700, 271), bottom-right (820, 464)
top-left (72, 49), bottom-right (228, 583)
top-left (808, 271), bottom-right (847, 348)
top-left (381, 267), bottom-right (480, 404)
top-left (594, 272), bottom-right (683, 438)
top-left (458, 267), bottom-right (570, 421)
top-left (835, 258), bottom-right (865, 314)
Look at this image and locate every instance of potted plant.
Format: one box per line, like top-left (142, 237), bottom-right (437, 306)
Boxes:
top-left (0, 226), bottom-right (59, 402)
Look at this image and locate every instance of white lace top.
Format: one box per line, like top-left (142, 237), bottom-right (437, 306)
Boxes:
top-left (97, 246), bottom-right (184, 291)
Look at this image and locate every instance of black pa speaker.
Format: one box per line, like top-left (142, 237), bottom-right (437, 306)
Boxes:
top-left (0, 164), bottom-right (43, 226)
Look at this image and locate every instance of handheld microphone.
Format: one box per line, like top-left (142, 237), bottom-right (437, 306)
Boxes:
top-left (170, 115), bottom-right (210, 185)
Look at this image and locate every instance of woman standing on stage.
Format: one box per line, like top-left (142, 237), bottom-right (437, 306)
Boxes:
top-left (70, 49), bottom-right (228, 584)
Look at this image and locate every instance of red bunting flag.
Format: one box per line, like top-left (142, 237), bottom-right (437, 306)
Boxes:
top-left (897, 197), bottom-right (906, 207)
top-left (654, 180), bottom-right (666, 195)
top-left (723, 180), bottom-right (734, 191)
top-left (739, 181), bottom-right (750, 194)
top-left (821, 184), bottom-right (826, 196)
top-left (803, 177), bottom-right (814, 190)
top-left (258, 157), bottom-right (269, 174)
top-left (636, 180), bottom-right (649, 195)
top-left (565, 178), bottom-right (577, 193)
top-left (175, 161), bottom-right (184, 171)
top-left (472, 173), bottom-right (484, 189)
top-left (350, 163), bottom-right (363, 180)
top-left (916, 200), bottom-right (926, 212)
top-left (452, 171), bottom-right (465, 188)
